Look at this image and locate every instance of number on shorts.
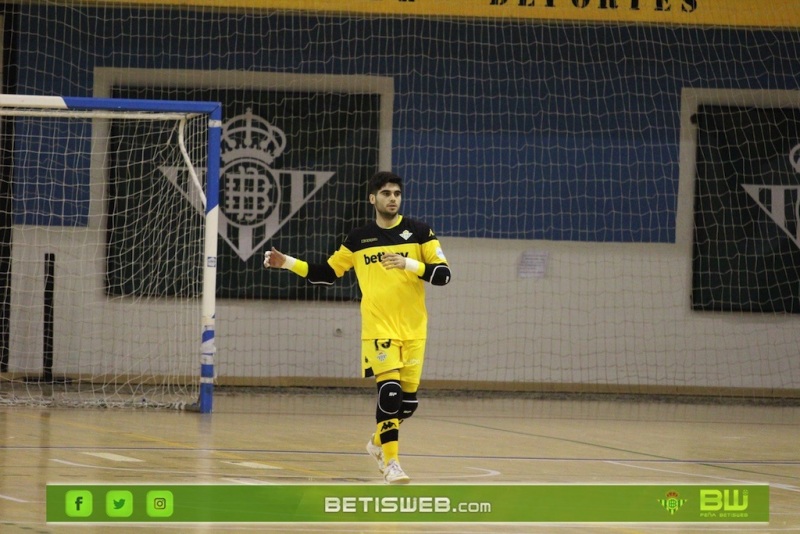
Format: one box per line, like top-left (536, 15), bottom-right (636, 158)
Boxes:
top-left (373, 339), bottom-right (392, 351)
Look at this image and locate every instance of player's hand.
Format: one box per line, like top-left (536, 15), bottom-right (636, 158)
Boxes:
top-left (264, 247), bottom-right (287, 269)
top-left (380, 253), bottom-right (407, 270)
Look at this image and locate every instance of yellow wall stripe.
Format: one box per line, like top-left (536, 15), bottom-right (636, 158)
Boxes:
top-left (84, 0), bottom-right (800, 29)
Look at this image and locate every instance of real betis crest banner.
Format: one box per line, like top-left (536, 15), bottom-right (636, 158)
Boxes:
top-left (106, 86), bottom-right (379, 300)
top-left (692, 105), bottom-right (800, 313)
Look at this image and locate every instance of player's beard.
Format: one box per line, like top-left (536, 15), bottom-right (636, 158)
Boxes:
top-left (375, 203), bottom-right (399, 222)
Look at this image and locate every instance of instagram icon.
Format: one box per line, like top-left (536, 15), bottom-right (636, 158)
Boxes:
top-left (146, 490), bottom-right (173, 518)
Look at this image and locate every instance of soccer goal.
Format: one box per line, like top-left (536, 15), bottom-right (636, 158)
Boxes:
top-left (0, 95), bottom-right (221, 412)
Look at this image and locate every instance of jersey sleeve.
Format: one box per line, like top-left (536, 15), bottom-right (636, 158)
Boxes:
top-left (326, 244), bottom-right (355, 278)
top-left (416, 223), bottom-right (452, 286)
top-left (287, 239), bottom-right (355, 286)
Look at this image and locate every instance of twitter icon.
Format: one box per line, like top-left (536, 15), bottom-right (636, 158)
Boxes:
top-left (106, 490), bottom-right (133, 518)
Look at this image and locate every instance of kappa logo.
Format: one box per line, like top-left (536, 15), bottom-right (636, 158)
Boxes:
top-left (741, 142), bottom-right (800, 251)
top-left (161, 108), bottom-right (335, 261)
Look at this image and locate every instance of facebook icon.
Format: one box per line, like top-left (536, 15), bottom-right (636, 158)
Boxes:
top-left (65, 490), bottom-right (93, 518)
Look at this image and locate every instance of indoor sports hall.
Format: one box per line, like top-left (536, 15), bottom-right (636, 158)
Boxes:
top-left (1, 1), bottom-right (799, 531)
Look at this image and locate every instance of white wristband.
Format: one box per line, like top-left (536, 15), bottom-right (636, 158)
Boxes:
top-left (264, 250), bottom-right (297, 270)
top-left (403, 257), bottom-right (421, 273)
top-left (282, 255), bottom-right (297, 270)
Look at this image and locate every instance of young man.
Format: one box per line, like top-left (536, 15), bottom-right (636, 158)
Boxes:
top-left (264, 171), bottom-right (451, 484)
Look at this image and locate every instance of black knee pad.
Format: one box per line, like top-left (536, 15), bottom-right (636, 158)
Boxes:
top-left (375, 380), bottom-right (403, 422)
top-left (401, 391), bottom-right (418, 420)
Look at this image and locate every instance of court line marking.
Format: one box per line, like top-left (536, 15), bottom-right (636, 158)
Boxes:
top-left (220, 477), bottom-right (277, 485)
top-left (222, 461), bottom-right (281, 469)
top-left (82, 452), bottom-right (143, 462)
top-left (772, 483), bottom-right (800, 493)
top-left (52, 458), bottom-right (204, 475)
top-left (429, 417), bottom-right (800, 485)
top-left (449, 467), bottom-right (501, 479)
top-left (606, 460), bottom-right (800, 492)
top-left (0, 494), bottom-right (28, 503)
top-left (11, 410), bottom-right (334, 479)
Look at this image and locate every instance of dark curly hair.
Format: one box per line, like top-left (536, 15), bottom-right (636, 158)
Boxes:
top-left (368, 171), bottom-right (403, 195)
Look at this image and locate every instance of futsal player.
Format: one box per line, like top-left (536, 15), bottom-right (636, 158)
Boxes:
top-left (264, 171), bottom-right (451, 484)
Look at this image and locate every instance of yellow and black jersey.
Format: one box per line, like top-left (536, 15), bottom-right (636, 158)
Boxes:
top-left (291, 216), bottom-right (450, 340)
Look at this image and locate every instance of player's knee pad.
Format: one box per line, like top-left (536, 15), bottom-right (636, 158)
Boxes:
top-left (400, 391), bottom-right (418, 420)
top-left (375, 380), bottom-right (403, 422)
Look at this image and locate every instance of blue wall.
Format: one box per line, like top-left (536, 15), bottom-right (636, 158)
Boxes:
top-left (13, 5), bottom-right (800, 241)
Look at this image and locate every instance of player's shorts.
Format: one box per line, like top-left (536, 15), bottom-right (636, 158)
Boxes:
top-left (361, 338), bottom-right (426, 386)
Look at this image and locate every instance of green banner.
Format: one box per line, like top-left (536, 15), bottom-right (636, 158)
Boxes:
top-left (47, 484), bottom-right (768, 523)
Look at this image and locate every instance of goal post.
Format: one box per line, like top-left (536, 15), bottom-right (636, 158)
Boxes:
top-left (0, 95), bottom-right (221, 412)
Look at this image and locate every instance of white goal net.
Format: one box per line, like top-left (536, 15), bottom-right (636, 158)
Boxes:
top-left (0, 96), bottom-right (220, 409)
top-left (5, 4), bottom-right (800, 403)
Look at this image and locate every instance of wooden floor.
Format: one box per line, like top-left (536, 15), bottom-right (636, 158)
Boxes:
top-left (1, 389), bottom-right (799, 533)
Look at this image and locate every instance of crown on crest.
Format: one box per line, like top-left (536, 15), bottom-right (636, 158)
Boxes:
top-left (221, 108), bottom-right (286, 165)
top-left (791, 143), bottom-right (800, 174)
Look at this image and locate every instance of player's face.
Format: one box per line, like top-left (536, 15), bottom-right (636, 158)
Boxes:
top-left (371, 183), bottom-right (402, 219)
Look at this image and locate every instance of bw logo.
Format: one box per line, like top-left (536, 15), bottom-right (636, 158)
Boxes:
top-left (741, 142), bottom-right (800, 251)
top-left (160, 108), bottom-right (335, 261)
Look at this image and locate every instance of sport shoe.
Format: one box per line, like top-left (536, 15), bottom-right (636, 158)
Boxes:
top-left (366, 434), bottom-right (385, 474)
top-left (383, 459), bottom-right (410, 484)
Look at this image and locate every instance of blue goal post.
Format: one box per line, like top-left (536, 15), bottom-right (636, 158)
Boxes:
top-left (0, 95), bottom-right (222, 413)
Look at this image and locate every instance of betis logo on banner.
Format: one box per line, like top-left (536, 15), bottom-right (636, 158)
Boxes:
top-left (162, 109), bottom-right (336, 262)
top-left (113, 86), bottom-right (379, 300)
top-left (659, 491), bottom-right (687, 516)
top-left (692, 105), bottom-right (800, 313)
top-left (219, 109), bottom-right (334, 260)
top-left (741, 143), bottom-right (800, 250)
